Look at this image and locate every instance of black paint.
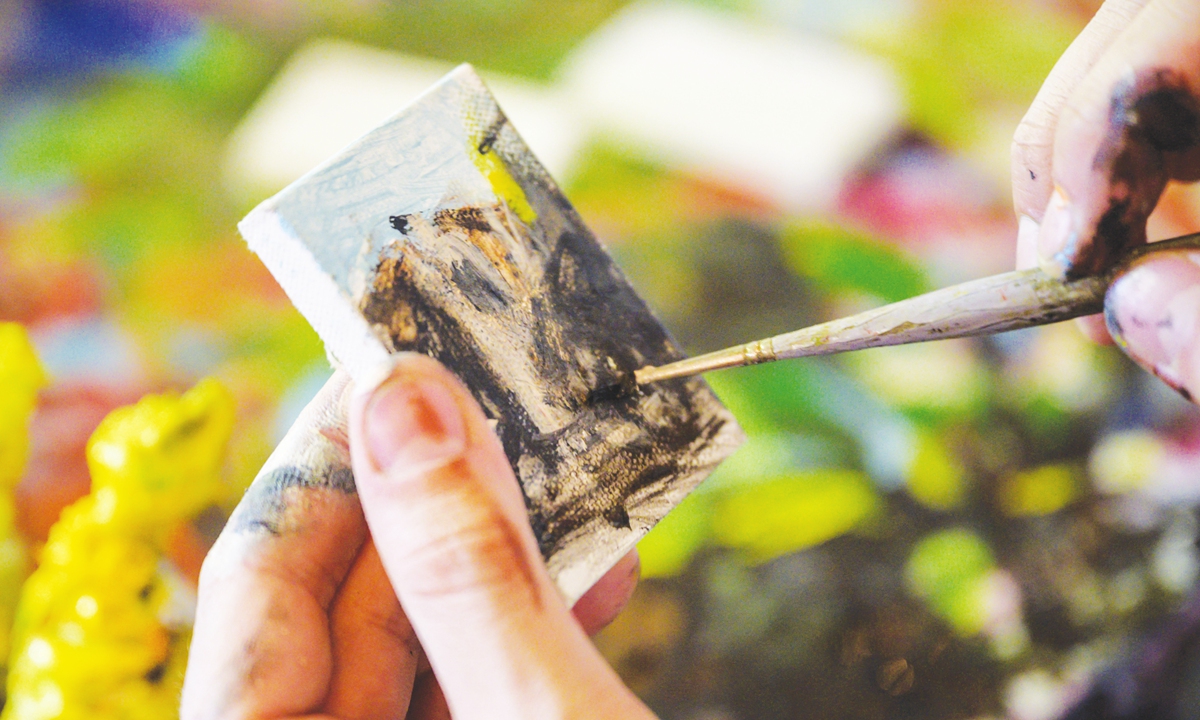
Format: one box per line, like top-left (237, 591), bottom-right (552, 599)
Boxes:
top-left (477, 116), bottom-right (504, 155)
top-left (144, 662), bottom-right (167, 684)
top-left (230, 463), bottom-right (356, 535)
top-left (1068, 70), bottom-right (1200, 279)
top-left (362, 199), bottom-right (733, 559)
top-left (586, 373), bottom-right (640, 405)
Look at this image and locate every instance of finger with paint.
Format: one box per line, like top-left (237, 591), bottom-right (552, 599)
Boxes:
top-left (182, 362), bottom-right (642, 720)
top-left (1106, 249), bottom-right (1200, 402)
top-left (346, 354), bottom-right (653, 720)
top-left (1012, 0), bottom-right (1200, 282)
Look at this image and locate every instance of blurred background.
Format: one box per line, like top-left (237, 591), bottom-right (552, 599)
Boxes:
top-left (3, 0), bottom-right (1200, 718)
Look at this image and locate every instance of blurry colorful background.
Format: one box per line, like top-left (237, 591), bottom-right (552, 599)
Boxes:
top-left (3, 0), bottom-right (1200, 718)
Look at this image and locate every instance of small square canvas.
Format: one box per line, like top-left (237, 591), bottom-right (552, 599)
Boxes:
top-left (239, 65), bottom-right (743, 601)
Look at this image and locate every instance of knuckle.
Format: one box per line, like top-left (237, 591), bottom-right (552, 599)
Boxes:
top-left (401, 506), bottom-right (540, 604)
top-left (388, 471), bottom-right (542, 608)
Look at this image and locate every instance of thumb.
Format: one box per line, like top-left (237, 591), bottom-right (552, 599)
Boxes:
top-left (348, 354), bottom-right (654, 720)
top-left (1106, 249), bottom-right (1200, 403)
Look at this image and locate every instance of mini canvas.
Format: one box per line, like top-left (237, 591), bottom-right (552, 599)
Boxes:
top-left (240, 65), bottom-right (743, 601)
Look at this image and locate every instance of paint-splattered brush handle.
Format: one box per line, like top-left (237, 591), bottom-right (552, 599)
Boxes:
top-left (634, 231), bottom-right (1200, 386)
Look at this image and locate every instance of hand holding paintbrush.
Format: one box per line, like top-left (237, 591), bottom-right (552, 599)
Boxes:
top-left (641, 0), bottom-right (1200, 399)
top-left (631, 232), bottom-right (1200, 391)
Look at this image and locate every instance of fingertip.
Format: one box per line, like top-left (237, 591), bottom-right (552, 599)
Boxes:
top-left (1036, 187), bottom-right (1076, 278)
top-left (573, 550), bottom-right (641, 636)
top-left (348, 355), bottom-right (562, 668)
top-left (1106, 250), bottom-right (1200, 401)
top-left (1075, 314), bottom-right (1114, 345)
top-left (1016, 215), bottom-right (1041, 270)
top-left (347, 356), bottom-right (653, 718)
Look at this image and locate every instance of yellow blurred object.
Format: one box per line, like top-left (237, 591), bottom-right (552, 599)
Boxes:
top-left (906, 431), bottom-right (967, 511)
top-left (711, 470), bottom-right (879, 564)
top-left (4, 379), bottom-right (234, 720)
top-left (1089, 430), bottom-right (1165, 496)
top-left (0, 324), bottom-right (47, 678)
top-left (1007, 324), bottom-right (1114, 413)
top-left (998, 464), bottom-right (1079, 517)
top-left (0, 324), bottom-right (46, 489)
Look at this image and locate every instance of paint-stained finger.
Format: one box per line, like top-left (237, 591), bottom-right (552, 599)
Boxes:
top-left (1037, 0), bottom-right (1200, 278)
top-left (350, 354), bottom-right (656, 720)
top-left (323, 539), bottom-right (421, 720)
top-left (182, 373), bottom-right (369, 720)
top-left (1105, 248), bottom-right (1200, 403)
top-left (1012, 0), bottom-right (1153, 227)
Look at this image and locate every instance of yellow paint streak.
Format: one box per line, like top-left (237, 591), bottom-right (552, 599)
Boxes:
top-left (469, 137), bottom-right (536, 226)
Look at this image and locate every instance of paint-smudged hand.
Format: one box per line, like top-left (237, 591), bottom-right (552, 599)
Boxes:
top-left (1012, 0), bottom-right (1200, 397)
top-left (181, 357), bottom-right (649, 720)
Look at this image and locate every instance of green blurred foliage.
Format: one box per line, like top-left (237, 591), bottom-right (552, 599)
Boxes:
top-left (997, 463), bottom-right (1080, 517)
top-left (906, 528), bottom-right (996, 635)
top-left (779, 220), bottom-right (930, 304)
top-left (906, 430), bottom-right (968, 511)
top-left (319, 0), bottom-right (631, 81)
top-left (1, 22), bottom-right (321, 500)
top-left (865, 0), bottom-right (1077, 150)
top-left (639, 468), bottom-right (881, 575)
top-left (711, 469), bottom-right (880, 563)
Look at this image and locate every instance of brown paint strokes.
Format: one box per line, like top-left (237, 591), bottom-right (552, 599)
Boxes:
top-left (1069, 69), bottom-right (1200, 279)
top-left (238, 67), bottom-right (742, 599)
top-left (359, 200), bottom-right (738, 564)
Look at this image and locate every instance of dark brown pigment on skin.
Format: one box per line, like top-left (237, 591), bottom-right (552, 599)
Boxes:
top-left (487, 505), bottom-right (546, 610)
top-left (1068, 69), bottom-right (1200, 279)
top-left (360, 209), bottom-right (729, 559)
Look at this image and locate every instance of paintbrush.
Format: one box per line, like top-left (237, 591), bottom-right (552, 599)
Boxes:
top-left (628, 231), bottom-right (1200, 388)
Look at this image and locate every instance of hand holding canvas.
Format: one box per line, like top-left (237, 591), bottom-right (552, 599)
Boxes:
top-left (181, 355), bottom-right (654, 720)
top-left (1012, 0), bottom-right (1200, 400)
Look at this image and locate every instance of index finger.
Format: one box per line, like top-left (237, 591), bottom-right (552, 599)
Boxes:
top-left (1012, 0), bottom-right (1153, 269)
top-left (181, 374), bottom-right (371, 719)
top-left (1037, 0), bottom-right (1200, 278)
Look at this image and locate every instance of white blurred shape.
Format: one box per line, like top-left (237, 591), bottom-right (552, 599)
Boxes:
top-left (225, 39), bottom-right (583, 194)
top-left (1089, 430), bottom-right (1164, 496)
top-left (755, 0), bottom-right (914, 37)
top-left (1005, 670), bottom-right (1068, 720)
top-left (560, 1), bottom-right (903, 211)
top-left (1153, 511), bottom-right (1199, 593)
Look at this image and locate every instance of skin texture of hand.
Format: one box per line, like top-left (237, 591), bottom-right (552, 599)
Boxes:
top-left (1011, 0), bottom-right (1200, 394)
top-left (180, 356), bottom-right (653, 720)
